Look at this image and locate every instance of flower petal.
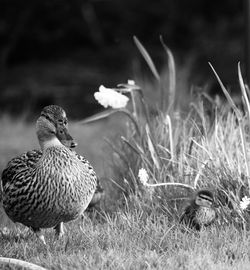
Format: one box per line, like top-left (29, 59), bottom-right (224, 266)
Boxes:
top-left (94, 85), bottom-right (129, 109)
top-left (138, 168), bottom-right (149, 185)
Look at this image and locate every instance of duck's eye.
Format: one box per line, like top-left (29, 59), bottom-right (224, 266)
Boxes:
top-left (58, 119), bottom-right (63, 124)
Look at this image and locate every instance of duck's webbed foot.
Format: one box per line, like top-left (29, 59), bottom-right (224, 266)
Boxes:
top-left (32, 227), bottom-right (46, 245)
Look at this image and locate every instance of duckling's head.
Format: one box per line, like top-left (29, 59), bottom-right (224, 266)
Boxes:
top-left (36, 105), bottom-right (76, 149)
top-left (195, 190), bottom-right (214, 208)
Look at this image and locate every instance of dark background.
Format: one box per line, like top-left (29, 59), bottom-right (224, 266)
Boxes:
top-left (0, 0), bottom-right (244, 119)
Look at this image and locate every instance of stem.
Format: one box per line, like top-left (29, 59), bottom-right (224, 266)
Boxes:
top-left (239, 122), bottom-right (250, 181)
top-left (145, 182), bottom-right (194, 190)
top-left (194, 159), bottom-right (211, 188)
top-left (165, 115), bottom-right (174, 160)
top-left (131, 89), bottom-right (138, 120)
top-left (139, 91), bottom-right (151, 126)
top-left (117, 108), bottom-right (141, 136)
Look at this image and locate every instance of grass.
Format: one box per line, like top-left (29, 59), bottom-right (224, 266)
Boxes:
top-left (1, 39), bottom-right (250, 269)
top-left (1, 206), bottom-right (250, 269)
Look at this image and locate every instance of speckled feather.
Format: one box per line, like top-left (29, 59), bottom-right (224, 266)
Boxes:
top-left (180, 202), bottom-right (217, 230)
top-left (1, 145), bottom-right (97, 229)
top-left (1, 149), bottom-right (103, 206)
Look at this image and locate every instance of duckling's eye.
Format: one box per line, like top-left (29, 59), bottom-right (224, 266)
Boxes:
top-left (59, 130), bottom-right (63, 134)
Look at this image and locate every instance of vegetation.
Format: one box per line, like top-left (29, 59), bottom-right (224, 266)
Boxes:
top-left (1, 213), bottom-right (250, 269)
top-left (1, 40), bottom-right (250, 269)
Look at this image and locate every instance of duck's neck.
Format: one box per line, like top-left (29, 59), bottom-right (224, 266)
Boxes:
top-left (39, 137), bottom-right (63, 150)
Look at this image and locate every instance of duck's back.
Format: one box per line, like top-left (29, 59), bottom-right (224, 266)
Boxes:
top-left (2, 150), bottom-right (41, 186)
top-left (1, 146), bottom-right (97, 229)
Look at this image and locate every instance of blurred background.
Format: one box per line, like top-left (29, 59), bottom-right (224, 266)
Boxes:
top-left (0, 0), bottom-right (244, 119)
top-left (0, 0), bottom-right (246, 188)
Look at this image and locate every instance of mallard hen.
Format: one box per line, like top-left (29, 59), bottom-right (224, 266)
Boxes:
top-left (1, 105), bottom-right (97, 244)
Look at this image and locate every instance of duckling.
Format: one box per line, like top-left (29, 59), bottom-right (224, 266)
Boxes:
top-left (180, 189), bottom-right (217, 230)
top-left (86, 177), bottom-right (104, 210)
top-left (1, 105), bottom-right (97, 244)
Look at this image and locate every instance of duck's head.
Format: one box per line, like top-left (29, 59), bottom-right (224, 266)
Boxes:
top-left (195, 189), bottom-right (214, 208)
top-left (36, 105), bottom-right (77, 149)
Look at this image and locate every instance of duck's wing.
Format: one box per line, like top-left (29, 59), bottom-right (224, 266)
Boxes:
top-left (180, 204), bottom-right (193, 223)
top-left (180, 204), bottom-right (200, 230)
top-left (73, 152), bottom-right (104, 208)
top-left (1, 149), bottom-right (42, 188)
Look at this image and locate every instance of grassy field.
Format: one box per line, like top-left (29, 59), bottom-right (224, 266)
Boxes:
top-left (1, 97), bottom-right (250, 269)
top-left (1, 47), bottom-right (250, 268)
top-left (1, 209), bottom-right (250, 270)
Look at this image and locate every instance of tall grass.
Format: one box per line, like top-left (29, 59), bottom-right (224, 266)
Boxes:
top-left (82, 37), bottom-right (250, 228)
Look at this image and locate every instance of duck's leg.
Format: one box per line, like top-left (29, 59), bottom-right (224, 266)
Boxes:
top-left (54, 222), bottom-right (64, 239)
top-left (32, 227), bottom-right (46, 245)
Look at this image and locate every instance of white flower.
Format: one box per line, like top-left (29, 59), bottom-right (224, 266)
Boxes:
top-left (138, 168), bottom-right (149, 186)
top-left (94, 85), bottom-right (129, 109)
top-left (240, 196), bottom-right (250, 210)
top-left (127, 80), bottom-right (135, 85)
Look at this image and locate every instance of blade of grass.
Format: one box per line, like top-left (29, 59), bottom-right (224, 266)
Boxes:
top-left (245, 84), bottom-right (250, 99)
top-left (104, 138), bottom-right (131, 168)
top-left (133, 36), bottom-right (160, 82)
top-left (145, 124), bottom-right (161, 170)
top-left (108, 177), bottom-right (127, 192)
top-left (215, 130), bottom-right (231, 167)
top-left (79, 109), bottom-right (118, 124)
top-left (165, 115), bottom-right (174, 160)
top-left (237, 63), bottom-right (250, 187)
top-left (209, 62), bottom-right (242, 120)
top-left (238, 62), bottom-right (250, 122)
top-left (121, 136), bottom-right (142, 156)
top-left (121, 136), bottom-right (154, 171)
top-left (193, 159), bottom-right (211, 188)
top-left (191, 138), bottom-right (213, 160)
top-left (79, 108), bottom-right (141, 136)
top-left (160, 36), bottom-right (176, 112)
top-left (239, 123), bottom-right (250, 178)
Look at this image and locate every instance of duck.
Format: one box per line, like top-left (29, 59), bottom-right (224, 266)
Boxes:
top-left (1, 105), bottom-right (97, 244)
top-left (180, 189), bottom-right (217, 230)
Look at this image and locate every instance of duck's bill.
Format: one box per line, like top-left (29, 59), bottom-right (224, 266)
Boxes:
top-left (56, 126), bottom-right (77, 148)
